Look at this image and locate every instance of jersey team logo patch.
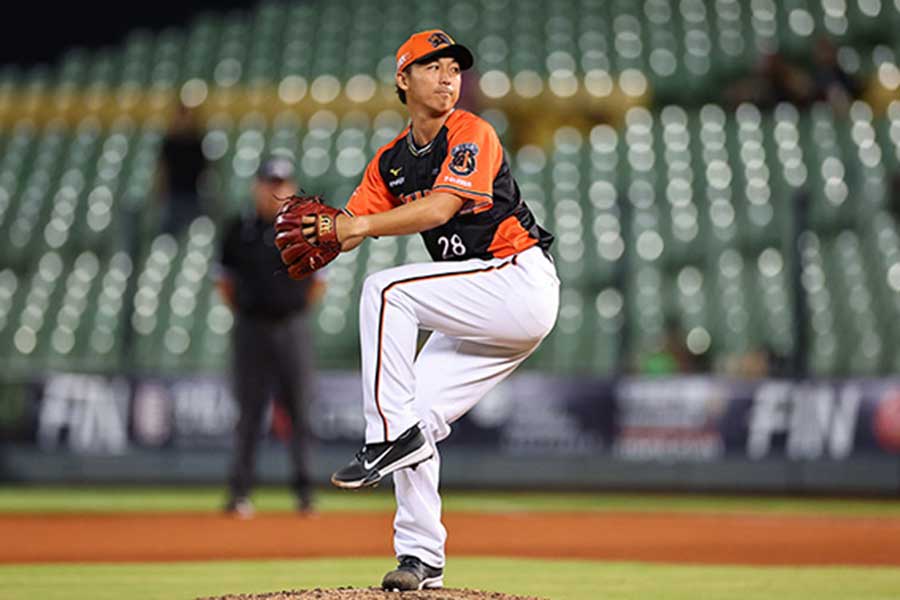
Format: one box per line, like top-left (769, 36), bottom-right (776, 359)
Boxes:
top-left (449, 143), bottom-right (479, 177)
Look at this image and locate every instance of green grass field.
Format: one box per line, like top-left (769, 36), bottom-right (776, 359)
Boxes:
top-left (2, 485), bottom-right (900, 516)
top-left (2, 487), bottom-right (899, 600)
top-left (2, 558), bottom-right (900, 600)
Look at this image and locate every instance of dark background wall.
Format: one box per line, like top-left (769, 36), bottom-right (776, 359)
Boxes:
top-left (0, 1), bottom-right (255, 68)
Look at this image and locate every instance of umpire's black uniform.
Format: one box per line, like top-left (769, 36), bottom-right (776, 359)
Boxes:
top-left (219, 211), bottom-right (318, 510)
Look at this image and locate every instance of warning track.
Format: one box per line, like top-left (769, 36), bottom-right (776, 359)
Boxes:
top-left (2, 511), bottom-right (899, 566)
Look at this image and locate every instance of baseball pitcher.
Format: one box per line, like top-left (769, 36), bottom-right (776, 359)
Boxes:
top-left (274, 29), bottom-right (560, 591)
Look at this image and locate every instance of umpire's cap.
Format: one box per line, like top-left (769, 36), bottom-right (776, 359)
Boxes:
top-left (257, 156), bottom-right (295, 181)
top-left (396, 30), bottom-right (474, 73)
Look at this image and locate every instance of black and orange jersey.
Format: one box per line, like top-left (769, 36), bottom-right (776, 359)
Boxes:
top-left (344, 109), bottom-right (553, 262)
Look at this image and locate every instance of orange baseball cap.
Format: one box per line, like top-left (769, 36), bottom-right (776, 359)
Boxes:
top-left (395, 30), bottom-right (474, 73)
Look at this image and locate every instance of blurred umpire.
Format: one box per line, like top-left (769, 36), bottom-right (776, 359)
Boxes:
top-left (216, 156), bottom-right (325, 517)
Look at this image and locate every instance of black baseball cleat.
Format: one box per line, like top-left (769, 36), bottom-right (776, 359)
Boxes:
top-left (381, 555), bottom-right (444, 591)
top-left (330, 424), bottom-right (433, 489)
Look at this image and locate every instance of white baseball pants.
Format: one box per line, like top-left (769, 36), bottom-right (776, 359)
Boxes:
top-left (357, 245), bottom-right (560, 567)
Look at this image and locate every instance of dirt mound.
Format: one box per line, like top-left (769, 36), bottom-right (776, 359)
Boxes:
top-left (199, 588), bottom-right (547, 600)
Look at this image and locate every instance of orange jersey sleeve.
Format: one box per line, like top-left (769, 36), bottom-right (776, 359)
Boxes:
top-left (344, 152), bottom-right (397, 217)
top-left (432, 114), bottom-right (502, 215)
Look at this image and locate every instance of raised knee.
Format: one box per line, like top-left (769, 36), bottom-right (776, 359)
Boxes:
top-left (361, 272), bottom-right (391, 306)
top-left (365, 270), bottom-right (415, 311)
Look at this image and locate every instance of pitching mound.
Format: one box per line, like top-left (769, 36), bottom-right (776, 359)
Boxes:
top-left (199, 588), bottom-right (546, 600)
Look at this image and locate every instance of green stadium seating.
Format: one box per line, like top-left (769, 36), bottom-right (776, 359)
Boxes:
top-left (2, 0), bottom-right (900, 377)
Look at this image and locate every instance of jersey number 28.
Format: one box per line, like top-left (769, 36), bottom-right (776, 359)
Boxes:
top-left (437, 234), bottom-right (467, 259)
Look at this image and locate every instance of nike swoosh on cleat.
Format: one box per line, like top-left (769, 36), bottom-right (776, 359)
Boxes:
top-left (363, 447), bottom-right (393, 470)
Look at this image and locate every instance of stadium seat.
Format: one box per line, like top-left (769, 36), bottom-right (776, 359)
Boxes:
top-left (81, 252), bottom-right (133, 372)
top-left (4, 0), bottom-right (900, 378)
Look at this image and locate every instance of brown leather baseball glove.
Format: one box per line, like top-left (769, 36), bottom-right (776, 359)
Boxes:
top-left (273, 194), bottom-right (342, 280)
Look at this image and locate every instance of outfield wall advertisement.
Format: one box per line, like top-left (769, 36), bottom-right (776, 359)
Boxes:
top-left (3, 373), bottom-right (900, 464)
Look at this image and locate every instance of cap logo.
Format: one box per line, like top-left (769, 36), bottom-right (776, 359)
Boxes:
top-left (397, 51), bottom-right (412, 71)
top-left (428, 32), bottom-right (452, 47)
